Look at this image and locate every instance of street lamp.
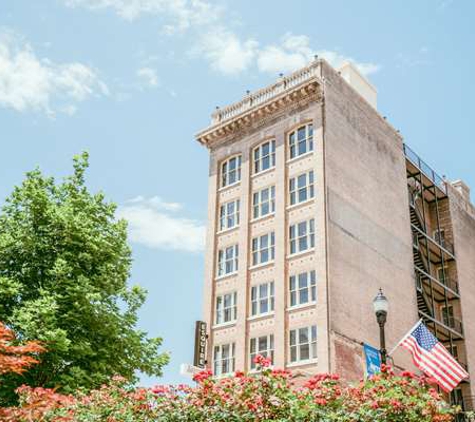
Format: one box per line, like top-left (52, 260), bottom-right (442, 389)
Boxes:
top-left (373, 289), bottom-right (389, 365)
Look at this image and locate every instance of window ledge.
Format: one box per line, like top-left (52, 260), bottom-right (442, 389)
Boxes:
top-left (286, 359), bottom-right (318, 368)
top-left (287, 151), bottom-right (314, 164)
top-left (287, 198), bottom-right (315, 211)
top-left (212, 321), bottom-right (237, 330)
top-left (251, 212), bottom-right (275, 224)
top-left (287, 302), bottom-right (317, 312)
top-left (287, 248), bottom-right (315, 259)
top-left (251, 167), bottom-right (275, 179)
top-left (218, 181), bottom-right (241, 193)
top-left (216, 225), bottom-right (240, 235)
top-left (247, 312), bottom-right (275, 322)
top-left (215, 272), bottom-right (239, 282)
top-left (249, 260), bottom-right (275, 271)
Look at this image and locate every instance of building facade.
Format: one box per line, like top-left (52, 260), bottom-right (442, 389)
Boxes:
top-left (195, 59), bottom-right (475, 410)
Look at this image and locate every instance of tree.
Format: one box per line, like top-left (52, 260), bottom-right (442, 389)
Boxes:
top-left (0, 152), bottom-right (168, 404)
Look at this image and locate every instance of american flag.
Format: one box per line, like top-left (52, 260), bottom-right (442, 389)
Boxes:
top-left (400, 321), bottom-right (469, 392)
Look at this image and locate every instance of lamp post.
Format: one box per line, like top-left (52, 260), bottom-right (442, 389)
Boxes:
top-left (373, 289), bottom-right (389, 365)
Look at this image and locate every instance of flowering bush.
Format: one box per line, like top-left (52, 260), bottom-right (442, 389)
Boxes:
top-left (1, 356), bottom-right (465, 421)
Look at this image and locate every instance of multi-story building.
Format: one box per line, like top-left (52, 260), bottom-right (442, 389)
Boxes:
top-left (195, 58), bottom-right (475, 410)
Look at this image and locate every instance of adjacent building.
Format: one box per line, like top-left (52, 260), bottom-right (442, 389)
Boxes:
top-left (195, 58), bottom-right (475, 410)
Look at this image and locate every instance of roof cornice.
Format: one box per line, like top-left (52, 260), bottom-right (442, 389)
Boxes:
top-left (195, 60), bottom-right (324, 148)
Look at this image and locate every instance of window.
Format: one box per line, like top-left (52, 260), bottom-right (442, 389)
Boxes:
top-left (289, 326), bottom-right (317, 363)
top-left (215, 292), bottom-right (237, 325)
top-left (289, 124), bottom-right (313, 159)
top-left (213, 343), bottom-right (235, 376)
top-left (217, 245), bottom-right (238, 277)
top-left (442, 305), bottom-right (454, 328)
top-left (250, 334), bottom-right (274, 370)
top-left (254, 140), bottom-right (276, 174)
top-left (221, 155), bottom-right (242, 187)
top-left (437, 266), bottom-right (448, 284)
top-left (251, 281), bottom-right (274, 316)
top-left (253, 186), bottom-right (275, 219)
top-left (289, 171), bottom-right (315, 205)
top-left (290, 271), bottom-right (316, 307)
top-left (219, 199), bottom-right (240, 231)
top-left (252, 232), bottom-right (275, 266)
top-left (289, 219), bottom-right (315, 255)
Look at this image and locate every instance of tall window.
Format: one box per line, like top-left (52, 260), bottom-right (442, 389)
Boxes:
top-left (250, 334), bottom-right (274, 369)
top-left (253, 186), bottom-right (275, 219)
top-left (217, 245), bottom-right (238, 277)
top-left (215, 292), bottom-right (237, 325)
top-left (219, 199), bottom-right (240, 231)
top-left (251, 281), bottom-right (274, 316)
top-left (213, 343), bottom-right (235, 376)
top-left (290, 270), bottom-right (316, 307)
top-left (289, 219), bottom-right (315, 255)
top-left (252, 232), bottom-right (275, 266)
top-left (289, 326), bottom-right (317, 363)
top-left (289, 124), bottom-right (313, 159)
top-left (442, 305), bottom-right (454, 328)
top-left (254, 140), bottom-right (276, 174)
top-left (221, 155), bottom-right (242, 187)
top-left (289, 171), bottom-right (314, 205)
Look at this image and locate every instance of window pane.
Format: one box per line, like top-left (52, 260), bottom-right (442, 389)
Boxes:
top-left (300, 344), bottom-right (310, 360)
top-left (290, 330), bottom-right (296, 346)
top-left (299, 327), bottom-right (308, 344)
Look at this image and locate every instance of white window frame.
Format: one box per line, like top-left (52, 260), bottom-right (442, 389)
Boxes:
top-left (221, 155), bottom-right (242, 188)
top-left (253, 140), bottom-right (276, 174)
top-left (253, 186), bottom-right (275, 220)
top-left (213, 343), bottom-right (235, 376)
top-left (217, 245), bottom-right (239, 277)
top-left (289, 219), bottom-right (315, 255)
top-left (250, 334), bottom-right (274, 370)
top-left (219, 199), bottom-right (240, 231)
top-left (289, 124), bottom-right (313, 159)
top-left (289, 171), bottom-right (315, 206)
top-left (289, 270), bottom-right (317, 308)
top-left (251, 232), bottom-right (275, 266)
top-left (289, 325), bottom-right (317, 364)
top-left (251, 281), bottom-right (275, 316)
top-left (215, 292), bottom-right (237, 325)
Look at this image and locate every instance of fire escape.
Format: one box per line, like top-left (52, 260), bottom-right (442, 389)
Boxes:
top-left (404, 144), bottom-right (471, 414)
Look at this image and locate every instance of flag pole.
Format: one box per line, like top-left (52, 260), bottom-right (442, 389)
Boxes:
top-left (388, 319), bottom-right (422, 357)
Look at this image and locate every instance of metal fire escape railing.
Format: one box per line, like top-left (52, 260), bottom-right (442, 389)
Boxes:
top-left (407, 178), bottom-right (464, 340)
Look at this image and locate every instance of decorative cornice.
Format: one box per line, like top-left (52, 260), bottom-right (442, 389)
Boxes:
top-left (196, 60), bottom-right (324, 148)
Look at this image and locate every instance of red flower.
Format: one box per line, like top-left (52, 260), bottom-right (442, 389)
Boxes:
top-left (253, 354), bottom-right (272, 367)
top-left (192, 369), bottom-right (213, 383)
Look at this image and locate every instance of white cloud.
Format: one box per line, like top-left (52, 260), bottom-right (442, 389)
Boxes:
top-left (118, 196), bottom-right (205, 253)
top-left (0, 31), bottom-right (108, 115)
top-left (137, 66), bottom-right (159, 88)
top-left (257, 33), bottom-right (380, 76)
top-left (257, 33), bottom-right (312, 74)
top-left (64, 0), bottom-right (221, 33)
top-left (195, 28), bottom-right (258, 75)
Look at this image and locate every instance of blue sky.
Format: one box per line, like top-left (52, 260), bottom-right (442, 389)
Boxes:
top-left (0, 0), bottom-right (473, 386)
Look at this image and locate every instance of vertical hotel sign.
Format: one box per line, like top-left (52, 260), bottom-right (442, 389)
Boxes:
top-left (193, 321), bottom-right (207, 368)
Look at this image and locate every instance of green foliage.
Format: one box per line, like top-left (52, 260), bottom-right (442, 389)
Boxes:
top-left (0, 152), bottom-right (169, 403)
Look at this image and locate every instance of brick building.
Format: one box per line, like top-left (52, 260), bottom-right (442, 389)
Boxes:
top-left (195, 58), bottom-right (475, 410)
